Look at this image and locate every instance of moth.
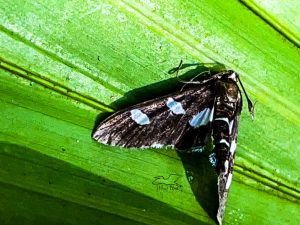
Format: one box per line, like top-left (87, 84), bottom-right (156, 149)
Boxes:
top-left (93, 63), bottom-right (254, 224)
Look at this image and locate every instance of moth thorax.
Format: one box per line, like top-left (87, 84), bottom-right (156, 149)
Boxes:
top-left (216, 80), bottom-right (238, 99)
top-left (215, 80), bottom-right (240, 118)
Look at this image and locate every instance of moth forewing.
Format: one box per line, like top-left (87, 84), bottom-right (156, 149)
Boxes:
top-left (93, 82), bottom-right (216, 150)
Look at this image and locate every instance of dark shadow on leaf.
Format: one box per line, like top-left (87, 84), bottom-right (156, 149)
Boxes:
top-left (177, 147), bottom-right (219, 224)
top-left (0, 142), bottom-right (212, 225)
top-left (92, 111), bottom-right (112, 135)
top-left (110, 62), bottom-right (225, 110)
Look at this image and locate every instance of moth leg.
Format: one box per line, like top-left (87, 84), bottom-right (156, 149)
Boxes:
top-left (180, 70), bottom-right (211, 91)
top-left (174, 60), bottom-right (211, 88)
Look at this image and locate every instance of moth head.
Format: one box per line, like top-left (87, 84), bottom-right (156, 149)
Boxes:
top-left (218, 71), bottom-right (240, 100)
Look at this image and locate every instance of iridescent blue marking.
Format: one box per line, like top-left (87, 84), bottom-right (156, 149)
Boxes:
top-left (209, 153), bottom-right (217, 167)
top-left (130, 109), bottom-right (150, 125)
top-left (191, 146), bottom-right (205, 153)
top-left (189, 108), bottom-right (211, 128)
top-left (166, 98), bottom-right (185, 115)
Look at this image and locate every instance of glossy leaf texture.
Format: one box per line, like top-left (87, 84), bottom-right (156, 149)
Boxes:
top-left (0, 0), bottom-right (299, 225)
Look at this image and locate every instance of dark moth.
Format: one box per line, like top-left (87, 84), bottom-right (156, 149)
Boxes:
top-left (93, 70), bottom-right (254, 224)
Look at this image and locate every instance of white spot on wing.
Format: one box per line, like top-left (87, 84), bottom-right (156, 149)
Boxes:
top-left (166, 98), bottom-right (185, 115)
top-left (189, 108), bottom-right (211, 128)
top-left (151, 143), bottom-right (164, 148)
top-left (230, 140), bottom-right (237, 154)
top-left (140, 143), bottom-right (174, 149)
top-left (130, 109), bottom-right (150, 125)
top-left (225, 173), bottom-right (233, 190)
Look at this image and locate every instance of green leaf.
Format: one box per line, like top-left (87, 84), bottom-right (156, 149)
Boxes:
top-left (0, 0), bottom-right (299, 225)
top-left (241, 0), bottom-right (300, 47)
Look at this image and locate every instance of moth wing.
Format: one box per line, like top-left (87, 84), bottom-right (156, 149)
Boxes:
top-left (93, 83), bottom-right (216, 151)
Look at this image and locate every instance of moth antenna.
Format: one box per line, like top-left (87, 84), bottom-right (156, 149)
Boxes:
top-left (175, 59), bottom-right (183, 81)
top-left (236, 75), bottom-right (255, 119)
